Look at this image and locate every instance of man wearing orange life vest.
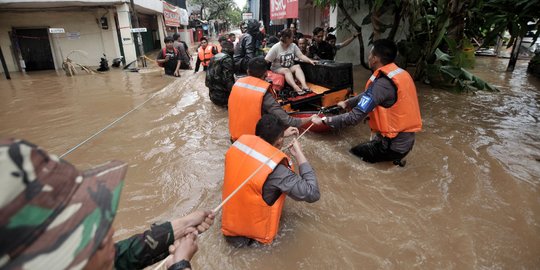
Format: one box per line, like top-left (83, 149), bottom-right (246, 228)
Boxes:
top-left (222, 114), bottom-right (320, 247)
top-left (194, 36), bottom-right (217, 73)
top-left (228, 57), bottom-right (314, 142)
top-left (312, 39), bottom-right (422, 164)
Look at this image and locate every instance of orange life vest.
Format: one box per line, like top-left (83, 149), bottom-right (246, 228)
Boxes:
top-left (228, 76), bottom-right (270, 141)
top-left (198, 45), bottom-right (214, 66)
top-left (366, 63), bottom-right (422, 138)
top-left (221, 134), bottom-right (292, 244)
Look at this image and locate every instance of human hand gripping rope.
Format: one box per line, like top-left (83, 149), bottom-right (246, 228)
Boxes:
top-left (153, 118), bottom-right (320, 270)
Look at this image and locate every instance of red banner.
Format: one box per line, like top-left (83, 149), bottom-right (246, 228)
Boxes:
top-left (270, 0), bottom-right (298, 20)
top-left (163, 2), bottom-right (180, 27)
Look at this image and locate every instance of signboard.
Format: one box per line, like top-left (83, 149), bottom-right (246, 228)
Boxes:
top-left (179, 8), bottom-right (189, 26)
top-left (242, 12), bottom-right (253, 20)
top-left (163, 2), bottom-right (180, 27)
top-left (270, 0), bottom-right (298, 20)
top-left (130, 28), bottom-right (147, 33)
top-left (48, 28), bottom-right (65, 34)
top-left (66, 32), bottom-right (81, 40)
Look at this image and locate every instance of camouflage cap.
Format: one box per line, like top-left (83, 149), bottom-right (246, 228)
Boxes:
top-left (0, 138), bottom-right (127, 269)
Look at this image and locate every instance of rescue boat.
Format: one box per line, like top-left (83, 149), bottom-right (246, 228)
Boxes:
top-left (266, 60), bottom-right (354, 132)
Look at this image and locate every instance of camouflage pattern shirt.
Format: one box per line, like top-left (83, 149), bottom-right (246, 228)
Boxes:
top-left (115, 221), bottom-right (174, 270)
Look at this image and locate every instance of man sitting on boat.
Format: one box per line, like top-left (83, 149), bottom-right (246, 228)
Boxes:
top-left (221, 114), bottom-right (320, 247)
top-left (228, 57), bottom-right (314, 142)
top-left (312, 39), bottom-right (422, 164)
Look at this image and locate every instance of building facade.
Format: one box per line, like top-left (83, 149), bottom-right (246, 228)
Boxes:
top-left (0, 0), bottom-right (167, 73)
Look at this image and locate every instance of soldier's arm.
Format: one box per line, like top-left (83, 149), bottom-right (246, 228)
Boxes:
top-left (114, 222), bottom-right (174, 270)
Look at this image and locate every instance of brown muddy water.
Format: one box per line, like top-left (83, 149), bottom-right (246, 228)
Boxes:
top-left (1, 57), bottom-right (539, 269)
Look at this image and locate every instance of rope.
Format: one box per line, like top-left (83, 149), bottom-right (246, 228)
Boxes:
top-left (152, 122), bottom-right (317, 270)
top-left (213, 122), bottom-right (315, 213)
top-left (143, 55), bottom-right (158, 65)
top-left (59, 84), bottom-right (171, 158)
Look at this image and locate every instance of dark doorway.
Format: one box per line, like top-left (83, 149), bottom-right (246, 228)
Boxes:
top-left (15, 28), bottom-right (54, 71)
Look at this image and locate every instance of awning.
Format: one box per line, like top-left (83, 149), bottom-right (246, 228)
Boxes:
top-left (270, 0), bottom-right (298, 20)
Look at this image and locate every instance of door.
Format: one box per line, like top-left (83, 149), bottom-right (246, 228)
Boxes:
top-left (15, 28), bottom-right (54, 71)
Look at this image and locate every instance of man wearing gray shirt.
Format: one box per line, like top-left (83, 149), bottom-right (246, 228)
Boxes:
top-left (223, 114), bottom-right (320, 247)
top-left (228, 57), bottom-right (313, 142)
top-left (312, 39), bottom-right (422, 164)
top-left (173, 33), bottom-right (191, 69)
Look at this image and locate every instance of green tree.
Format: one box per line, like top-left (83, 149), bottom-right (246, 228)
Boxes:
top-left (313, 0), bottom-right (405, 70)
top-left (191, 0), bottom-right (240, 21)
top-left (471, 0), bottom-right (540, 71)
top-left (314, 0), bottom-right (497, 91)
top-left (314, 0), bottom-right (369, 69)
top-left (225, 6), bottom-right (242, 26)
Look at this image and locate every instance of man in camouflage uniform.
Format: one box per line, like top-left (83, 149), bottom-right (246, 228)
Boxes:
top-left (0, 138), bottom-right (214, 270)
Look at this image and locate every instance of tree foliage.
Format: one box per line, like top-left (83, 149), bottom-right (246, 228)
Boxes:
top-left (470, 0), bottom-right (540, 71)
top-left (314, 0), bottom-right (540, 91)
top-left (190, 0), bottom-right (241, 23)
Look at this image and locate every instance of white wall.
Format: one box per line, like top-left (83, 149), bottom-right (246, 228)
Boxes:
top-left (334, 7), bottom-right (408, 65)
top-left (134, 0), bottom-right (162, 14)
top-left (0, 8), bottom-right (121, 72)
top-left (297, 6), bottom-right (322, 37)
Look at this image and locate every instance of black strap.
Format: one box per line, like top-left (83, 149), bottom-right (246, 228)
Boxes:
top-left (168, 259), bottom-right (191, 270)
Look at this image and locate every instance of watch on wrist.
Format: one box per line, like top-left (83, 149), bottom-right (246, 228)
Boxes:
top-left (168, 259), bottom-right (191, 270)
top-left (321, 116), bottom-right (328, 124)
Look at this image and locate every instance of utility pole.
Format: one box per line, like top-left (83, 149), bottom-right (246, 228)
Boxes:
top-left (0, 46), bottom-right (11, 80)
top-left (130, 0), bottom-right (146, 67)
top-left (507, 36), bottom-right (522, 72)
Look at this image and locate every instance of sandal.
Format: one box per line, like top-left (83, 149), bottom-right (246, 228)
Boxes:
top-left (298, 88), bottom-right (312, 95)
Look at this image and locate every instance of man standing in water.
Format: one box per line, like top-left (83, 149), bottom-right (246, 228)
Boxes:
top-left (157, 36), bottom-right (182, 77)
top-left (312, 39), bottom-right (422, 164)
top-left (228, 57), bottom-right (313, 142)
top-left (173, 33), bottom-right (192, 70)
top-left (233, 19), bottom-right (262, 75)
top-left (221, 115), bottom-right (320, 246)
top-left (206, 41), bottom-right (235, 107)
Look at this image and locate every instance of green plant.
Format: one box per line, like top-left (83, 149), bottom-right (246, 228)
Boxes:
top-left (427, 49), bottom-right (498, 92)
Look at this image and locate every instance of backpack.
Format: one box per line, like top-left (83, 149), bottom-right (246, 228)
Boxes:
top-left (158, 48), bottom-right (178, 67)
top-left (180, 41), bottom-right (189, 52)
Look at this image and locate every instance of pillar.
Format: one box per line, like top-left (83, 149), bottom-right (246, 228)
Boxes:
top-left (116, 3), bottom-right (137, 64)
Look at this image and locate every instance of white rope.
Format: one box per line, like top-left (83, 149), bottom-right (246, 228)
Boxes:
top-left (152, 122), bottom-right (317, 270)
top-left (59, 80), bottom-right (178, 158)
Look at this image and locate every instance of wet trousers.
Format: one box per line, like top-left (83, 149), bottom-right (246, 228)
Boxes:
top-left (350, 139), bottom-right (409, 163)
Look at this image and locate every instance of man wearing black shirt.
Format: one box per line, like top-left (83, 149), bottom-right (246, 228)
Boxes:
top-left (307, 27), bottom-right (334, 60)
top-left (157, 36), bottom-right (182, 77)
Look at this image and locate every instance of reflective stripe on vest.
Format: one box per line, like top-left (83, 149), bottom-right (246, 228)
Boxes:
top-left (234, 82), bottom-right (268, 94)
top-left (228, 77), bottom-right (270, 141)
top-left (232, 140), bottom-right (278, 169)
top-left (366, 63), bottom-right (422, 138)
top-left (386, 67), bottom-right (404, 78)
top-left (221, 135), bottom-right (290, 244)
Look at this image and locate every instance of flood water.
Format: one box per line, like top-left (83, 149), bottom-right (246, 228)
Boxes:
top-left (1, 57), bottom-right (539, 269)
